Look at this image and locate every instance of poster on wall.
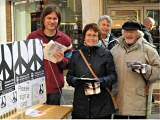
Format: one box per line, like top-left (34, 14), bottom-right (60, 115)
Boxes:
top-left (12, 40), bottom-right (32, 109)
top-left (27, 39), bottom-right (46, 105)
top-left (0, 43), bottom-right (17, 116)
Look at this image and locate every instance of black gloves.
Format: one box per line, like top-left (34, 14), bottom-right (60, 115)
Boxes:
top-left (99, 77), bottom-right (112, 88)
top-left (70, 77), bottom-right (113, 89)
top-left (70, 77), bottom-right (81, 87)
top-left (70, 77), bottom-right (98, 87)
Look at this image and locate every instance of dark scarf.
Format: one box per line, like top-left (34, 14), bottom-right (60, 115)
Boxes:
top-left (81, 45), bottom-right (99, 56)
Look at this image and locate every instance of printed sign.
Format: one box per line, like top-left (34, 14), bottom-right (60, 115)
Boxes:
top-left (0, 43), bottom-right (17, 116)
top-left (13, 40), bottom-right (32, 109)
top-left (28, 39), bottom-right (46, 105)
top-left (0, 39), bottom-right (46, 117)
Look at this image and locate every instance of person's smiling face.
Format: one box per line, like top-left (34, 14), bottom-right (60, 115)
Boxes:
top-left (84, 29), bottom-right (99, 47)
top-left (99, 19), bottom-right (111, 37)
top-left (123, 30), bottom-right (139, 45)
top-left (44, 12), bottom-right (59, 31)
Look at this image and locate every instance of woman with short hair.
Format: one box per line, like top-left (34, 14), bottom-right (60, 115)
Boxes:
top-left (66, 23), bottom-right (117, 119)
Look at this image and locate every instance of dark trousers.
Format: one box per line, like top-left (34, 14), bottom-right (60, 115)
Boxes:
top-left (46, 92), bottom-right (61, 105)
top-left (113, 115), bottom-right (146, 119)
top-left (72, 114), bottom-right (112, 119)
top-left (72, 115), bottom-right (112, 119)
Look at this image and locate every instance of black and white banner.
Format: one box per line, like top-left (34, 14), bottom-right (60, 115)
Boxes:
top-left (13, 40), bottom-right (32, 108)
top-left (0, 39), bottom-right (46, 116)
top-left (0, 43), bottom-right (17, 116)
top-left (27, 39), bottom-right (46, 106)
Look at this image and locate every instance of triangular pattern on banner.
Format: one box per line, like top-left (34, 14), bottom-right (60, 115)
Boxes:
top-left (12, 42), bottom-right (18, 66)
top-left (5, 69), bottom-right (9, 80)
top-left (20, 41), bottom-right (29, 64)
top-left (0, 71), bottom-right (3, 80)
top-left (21, 64), bottom-right (26, 74)
top-left (28, 40), bottom-right (34, 62)
top-left (35, 39), bottom-right (43, 61)
top-left (16, 65), bottom-right (20, 75)
top-left (31, 62), bottom-right (35, 71)
top-left (4, 45), bottom-right (12, 70)
top-left (37, 61), bottom-right (41, 70)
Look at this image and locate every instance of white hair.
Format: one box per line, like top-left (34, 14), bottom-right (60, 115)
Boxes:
top-left (121, 29), bottom-right (144, 38)
top-left (98, 15), bottom-right (112, 25)
top-left (144, 17), bottom-right (155, 25)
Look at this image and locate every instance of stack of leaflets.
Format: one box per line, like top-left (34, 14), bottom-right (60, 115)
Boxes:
top-left (43, 41), bottom-right (68, 63)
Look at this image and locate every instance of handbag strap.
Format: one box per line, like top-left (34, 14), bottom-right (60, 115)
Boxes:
top-left (101, 40), bottom-right (107, 48)
top-left (79, 49), bottom-right (98, 79)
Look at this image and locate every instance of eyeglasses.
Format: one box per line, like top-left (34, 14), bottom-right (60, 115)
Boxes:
top-left (86, 34), bottom-right (98, 39)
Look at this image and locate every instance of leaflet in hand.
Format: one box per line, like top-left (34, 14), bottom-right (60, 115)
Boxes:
top-left (43, 41), bottom-right (67, 63)
top-left (79, 78), bottom-right (99, 82)
top-left (80, 78), bottom-right (97, 80)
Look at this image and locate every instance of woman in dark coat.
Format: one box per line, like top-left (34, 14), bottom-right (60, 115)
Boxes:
top-left (66, 23), bottom-right (117, 119)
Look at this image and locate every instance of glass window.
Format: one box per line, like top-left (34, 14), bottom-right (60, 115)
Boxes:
top-left (13, 0), bottom-right (82, 45)
top-left (105, 0), bottom-right (159, 4)
top-left (47, 0), bottom-right (82, 48)
top-left (13, 1), bottom-right (39, 41)
top-left (110, 10), bottom-right (141, 29)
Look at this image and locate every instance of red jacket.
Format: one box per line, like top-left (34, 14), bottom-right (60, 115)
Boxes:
top-left (27, 29), bottom-right (72, 94)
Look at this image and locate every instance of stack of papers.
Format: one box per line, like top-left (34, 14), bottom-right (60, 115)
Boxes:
top-left (43, 41), bottom-right (67, 63)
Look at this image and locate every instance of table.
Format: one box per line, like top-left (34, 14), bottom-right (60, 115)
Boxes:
top-left (8, 104), bottom-right (73, 119)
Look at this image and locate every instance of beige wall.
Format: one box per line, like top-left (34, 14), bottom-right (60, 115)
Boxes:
top-left (153, 81), bottom-right (160, 89)
top-left (0, 0), bottom-right (7, 43)
top-left (81, 0), bottom-right (103, 28)
top-left (6, 1), bottom-right (12, 42)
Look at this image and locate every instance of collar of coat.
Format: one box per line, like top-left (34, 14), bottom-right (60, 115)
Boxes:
top-left (81, 45), bottom-right (106, 57)
top-left (36, 29), bottom-right (62, 41)
top-left (118, 36), bottom-right (145, 52)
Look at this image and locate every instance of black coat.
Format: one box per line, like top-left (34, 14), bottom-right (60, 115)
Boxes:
top-left (66, 45), bottom-right (117, 119)
top-left (108, 34), bottom-right (118, 50)
top-left (141, 25), bottom-right (153, 44)
top-left (99, 34), bottom-right (118, 50)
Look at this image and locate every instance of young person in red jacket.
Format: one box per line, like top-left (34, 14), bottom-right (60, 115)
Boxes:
top-left (27, 4), bottom-right (72, 105)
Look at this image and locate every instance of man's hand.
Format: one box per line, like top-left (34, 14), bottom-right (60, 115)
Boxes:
top-left (127, 61), bottom-right (149, 74)
top-left (54, 52), bottom-right (64, 62)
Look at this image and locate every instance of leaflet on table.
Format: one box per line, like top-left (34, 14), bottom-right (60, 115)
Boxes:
top-left (25, 108), bottom-right (45, 117)
top-left (43, 40), bottom-right (68, 63)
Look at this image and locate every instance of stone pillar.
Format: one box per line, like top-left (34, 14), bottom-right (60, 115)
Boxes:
top-left (0, 0), bottom-right (7, 43)
top-left (81, 0), bottom-right (103, 28)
